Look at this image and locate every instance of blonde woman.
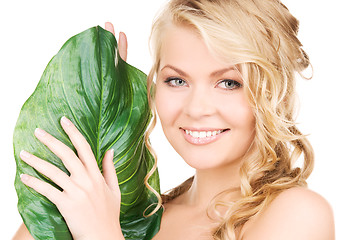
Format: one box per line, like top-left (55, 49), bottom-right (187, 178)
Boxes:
top-left (13, 0), bottom-right (335, 239)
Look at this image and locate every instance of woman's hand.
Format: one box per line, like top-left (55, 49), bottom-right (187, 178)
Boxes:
top-left (19, 116), bottom-right (124, 240)
top-left (105, 22), bottom-right (128, 61)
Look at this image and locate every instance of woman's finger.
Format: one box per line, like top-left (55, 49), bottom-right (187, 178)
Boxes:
top-left (104, 22), bottom-right (127, 61)
top-left (105, 22), bottom-right (115, 36)
top-left (20, 173), bottom-right (62, 205)
top-left (118, 32), bottom-right (128, 61)
top-left (60, 117), bottom-right (100, 174)
top-left (20, 150), bottom-right (74, 192)
top-left (34, 128), bottom-right (85, 176)
top-left (102, 149), bottom-right (120, 199)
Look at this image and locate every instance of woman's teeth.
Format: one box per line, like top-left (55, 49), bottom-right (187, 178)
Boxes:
top-left (185, 129), bottom-right (225, 138)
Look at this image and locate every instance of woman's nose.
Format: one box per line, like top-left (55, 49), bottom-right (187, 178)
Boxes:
top-left (183, 85), bottom-right (216, 119)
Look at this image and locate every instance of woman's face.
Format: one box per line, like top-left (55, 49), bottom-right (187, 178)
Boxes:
top-left (155, 24), bottom-right (256, 170)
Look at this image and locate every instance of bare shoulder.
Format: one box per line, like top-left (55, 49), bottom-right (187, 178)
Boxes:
top-left (242, 187), bottom-right (335, 240)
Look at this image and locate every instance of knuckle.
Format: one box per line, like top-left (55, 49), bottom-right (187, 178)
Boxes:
top-left (71, 127), bottom-right (85, 140)
top-left (67, 150), bottom-right (79, 160)
top-left (83, 141), bottom-right (93, 153)
top-left (43, 135), bottom-right (56, 146)
top-left (67, 185), bottom-right (87, 202)
top-left (74, 175), bottom-right (100, 192)
top-left (76, 188), bottom-right (88, 200)
top-left (46, 190), bottom-right (60, 205)
top-left (88, 177), bottom-right (104, 191)
top-left (32, 181), bottom-right (60, 204)
top-left (84, 181), bottom-right (96, 192)
top-left (72, 132), bottom-right (93, 151)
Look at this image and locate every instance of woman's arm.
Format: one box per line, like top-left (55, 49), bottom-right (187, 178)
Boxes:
top-left (12, 223), bottom-right (34, 240)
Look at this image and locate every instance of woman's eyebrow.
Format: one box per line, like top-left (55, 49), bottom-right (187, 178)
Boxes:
top-left (160, 64), bottom-right (236, 77)
top-left (161, 65), bottom-right (189, 77)
top-left (210, 67), bottom-right (236, 77)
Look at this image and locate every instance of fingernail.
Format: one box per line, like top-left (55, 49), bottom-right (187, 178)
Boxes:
top-left (61, 116), bottom-right (72, 126)
top-left (20, 174), bottom-right (29, 182)
top-left (35, 128), bottom-right (46, 137)
top-left (20, 150), bottom-right (31, 160)
top-left (109, 149), bottom-right (114, 158)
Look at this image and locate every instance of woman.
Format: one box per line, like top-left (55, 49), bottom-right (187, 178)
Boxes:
top-left (13, 0), bottom-right (335, 239)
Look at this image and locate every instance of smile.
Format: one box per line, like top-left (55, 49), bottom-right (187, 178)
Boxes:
top-left (181, 128), bottom-right (229, 145)
top-left (185, 129), bottom-right (226, 138)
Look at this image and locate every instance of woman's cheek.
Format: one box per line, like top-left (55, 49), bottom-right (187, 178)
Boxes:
top-left (156, 86), bottom-right (184, 124)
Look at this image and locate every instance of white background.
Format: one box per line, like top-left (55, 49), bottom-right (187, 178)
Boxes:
top-left (1, 0), bottom-right (359, 239)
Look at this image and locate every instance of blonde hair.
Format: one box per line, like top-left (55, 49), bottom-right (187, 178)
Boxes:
top-left (144, 0), bottom-right (314, 238)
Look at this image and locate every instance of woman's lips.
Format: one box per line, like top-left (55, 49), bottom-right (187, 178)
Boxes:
top-left (181, 128), bottom-right (229, 145)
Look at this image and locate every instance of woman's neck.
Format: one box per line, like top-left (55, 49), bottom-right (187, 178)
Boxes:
top-left (178, 162), bottom-right (243, 212)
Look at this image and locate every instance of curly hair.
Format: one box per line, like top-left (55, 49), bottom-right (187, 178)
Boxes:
top-left (144, 0), bottom-right (314, 238)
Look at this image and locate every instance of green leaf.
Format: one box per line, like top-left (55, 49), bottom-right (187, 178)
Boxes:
top-left (13, 26), bottom-right (162, 240)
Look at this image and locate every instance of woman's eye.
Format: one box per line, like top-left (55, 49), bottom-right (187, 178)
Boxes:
top-left (217, 79), bottom-right (242, 90)
top-left (164, 77), bottom-right (188, 87)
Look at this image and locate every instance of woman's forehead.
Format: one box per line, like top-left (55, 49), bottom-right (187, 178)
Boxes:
top-left (159, 24), bottom-right (232, 70)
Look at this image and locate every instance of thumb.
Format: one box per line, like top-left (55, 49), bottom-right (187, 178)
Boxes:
top-left (102, 149), bottom-right (121, 199)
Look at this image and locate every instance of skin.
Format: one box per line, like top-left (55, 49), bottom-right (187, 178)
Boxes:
top-left (152, 24), bottom-right (335, 240)
top-left (13, 23), bottom-right (335, 240)
top-left (155, 25), bottom-right (256, 172)
top-left (152, 24), bottom-right (256, 239)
